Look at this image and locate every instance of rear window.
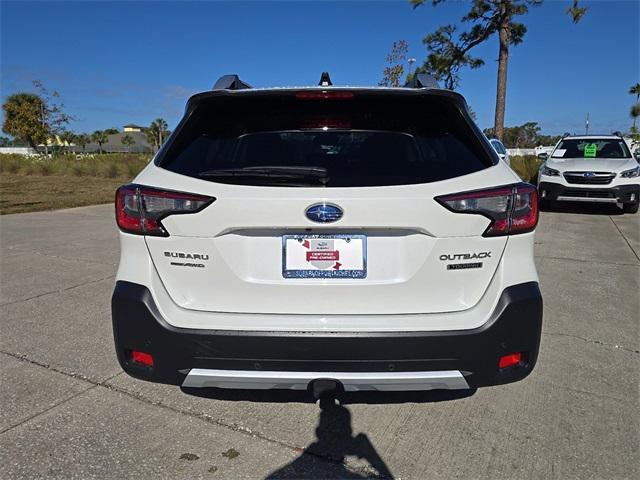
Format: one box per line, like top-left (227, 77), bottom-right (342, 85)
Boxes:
top-left (160, 92), bottom-right (493, 187)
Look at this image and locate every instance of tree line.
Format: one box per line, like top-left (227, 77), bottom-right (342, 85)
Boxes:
top-left (483, 122), bottom-right (561, 149)
top-left (1, 80), bottom-right (171, 154)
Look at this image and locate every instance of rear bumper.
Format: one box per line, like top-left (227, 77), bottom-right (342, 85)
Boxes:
top-left (181, 368), bottom-right (470, 391)
top-left (111, 281), bottom-right (543, 391)
top-left (538, 181), bottom-right (639, 203)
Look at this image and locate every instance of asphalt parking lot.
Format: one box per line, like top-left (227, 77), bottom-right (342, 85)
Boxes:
top-left (0, 203), bottom-right (638, 480)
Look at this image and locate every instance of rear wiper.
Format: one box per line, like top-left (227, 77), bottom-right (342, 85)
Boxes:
top-left (199, 166), bottom-right (329, 184)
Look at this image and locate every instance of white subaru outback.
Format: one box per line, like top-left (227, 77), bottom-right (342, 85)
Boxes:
top-left (538, 135), bottom-right (640, 213)
top-left (112, 73), bottom-right (542, 397)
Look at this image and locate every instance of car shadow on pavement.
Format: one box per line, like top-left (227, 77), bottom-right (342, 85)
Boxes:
top-left (541, 201), bottom-right (624, 215)
top-left (181, 388), bottom-right (476, 479)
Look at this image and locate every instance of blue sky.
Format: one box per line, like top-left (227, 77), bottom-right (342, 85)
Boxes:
top-left (1, 1), bottom-right (638, 135)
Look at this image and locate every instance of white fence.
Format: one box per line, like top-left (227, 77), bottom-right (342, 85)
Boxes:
top-left (506, 148), bottom-right (535, 156)
top-left (0, 147), bottom-right (37, 155)
top-left (506, 146), bottom-right (555, 157)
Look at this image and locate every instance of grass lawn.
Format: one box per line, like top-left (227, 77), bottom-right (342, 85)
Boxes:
top-left (0, 174), bottom-right (125, 214)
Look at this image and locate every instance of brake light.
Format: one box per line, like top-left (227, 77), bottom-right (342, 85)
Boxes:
top-left (436, 183), bottom-right (538, 237)
top-left (295, 91), bottom-right (354, 100)
top-left (299, 117), bottom-right (352, 129)
top-left (115, 185), bottom-right (214, 237)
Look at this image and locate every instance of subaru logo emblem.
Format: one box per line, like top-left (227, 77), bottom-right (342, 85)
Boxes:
top-left (583, 172), bottom-right (596, 178)
top-left (305, 203), bottom-right (343, 223)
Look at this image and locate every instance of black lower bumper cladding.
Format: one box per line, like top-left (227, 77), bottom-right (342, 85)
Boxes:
top-left (112, 281), bottom-right (543, 389)
top-left (538, 182), bottom-right (639, 203)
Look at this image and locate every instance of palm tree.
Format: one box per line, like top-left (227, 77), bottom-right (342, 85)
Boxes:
top-left (59, 130), bottom-right (76, 153)
top-left (152, 118), bottom-right (168, 148)
top-left (76, 133), bottom-right (90, 153)
top-left (121, 133), bottom-right (135, 153)
top-left (146, 118), bottom-right (169, 152)
top-left (631, 104), bottom-right (640, 137)
top-left (629, 83), bottom-right (640, 129)
top-left (92, 130), bottom-right (108, 154)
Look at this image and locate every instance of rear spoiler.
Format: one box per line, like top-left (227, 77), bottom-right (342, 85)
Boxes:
top-left (188, 87), bottom-right (466, 115)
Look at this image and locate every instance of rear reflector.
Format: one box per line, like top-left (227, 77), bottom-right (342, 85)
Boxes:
top-left (130, 350), bottom-right (154, 367)
top-left (498, 352), bottom-right (523, 369)
top-left (435, 183), bottom-right (539, 237)
top-left (115, 184), bottom-right (214, 237)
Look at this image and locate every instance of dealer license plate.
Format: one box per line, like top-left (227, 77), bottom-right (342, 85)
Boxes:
top-left (282, 234), bottom-right (367, 278)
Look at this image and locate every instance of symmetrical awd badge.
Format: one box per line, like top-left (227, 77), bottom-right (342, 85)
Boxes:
top-left (164, 251), bottom-right (209, 268)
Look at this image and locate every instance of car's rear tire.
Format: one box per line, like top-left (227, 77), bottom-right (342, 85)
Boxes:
top-left (622, 202), bottom-right (639, 214)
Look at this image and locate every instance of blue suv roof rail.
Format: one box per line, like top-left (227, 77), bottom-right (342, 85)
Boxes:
top-left (404, 73), bottom-right (439, 89)
top-left (212, 74), bottom-right (252, 90)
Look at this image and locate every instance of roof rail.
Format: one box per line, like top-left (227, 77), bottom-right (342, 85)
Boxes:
top-left (212, 74), bottom-right (252, 90)
top-left (404, 73), bottom-right (439, 89)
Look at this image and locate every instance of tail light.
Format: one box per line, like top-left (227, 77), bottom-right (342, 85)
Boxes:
top-left (115, 184), bottom-right (214, 237)
top-left (436, 183), bottom-right (538, 237)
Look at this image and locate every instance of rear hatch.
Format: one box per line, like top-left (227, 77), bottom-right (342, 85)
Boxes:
top-left (141, 89), bottom-right (517, 315)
